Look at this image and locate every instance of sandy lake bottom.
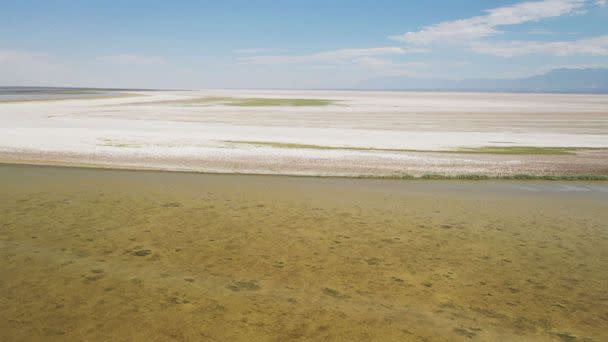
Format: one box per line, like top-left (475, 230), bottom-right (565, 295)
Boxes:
top-left (0, 164), bottom-right (607, 341)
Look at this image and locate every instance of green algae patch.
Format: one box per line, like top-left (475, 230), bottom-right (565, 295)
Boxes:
top-left (135, 97), bottom-right (335, 107)
top-left (228, 98), bottom-right (333, 106)
top-left (372, 173), bottom-right (608, 181)
top-left (456, 146), bottom-right (580, 155)
top-left (225, 140), bottom-right (342, 150)
top-left (223, 140), bottom-right (424, 152)
top-left (224, 140), bottom-right (607, 156)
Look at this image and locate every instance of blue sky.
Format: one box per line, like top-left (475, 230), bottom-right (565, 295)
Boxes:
top-left (1, 0), bottom-right (607, 88)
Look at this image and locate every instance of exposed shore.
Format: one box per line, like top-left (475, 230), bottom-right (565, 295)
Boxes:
top-left (1, 89), bottom-right (607, 178)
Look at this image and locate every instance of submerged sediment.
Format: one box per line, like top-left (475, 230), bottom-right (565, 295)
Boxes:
top-left (1, 164), bottom-right (607, 341)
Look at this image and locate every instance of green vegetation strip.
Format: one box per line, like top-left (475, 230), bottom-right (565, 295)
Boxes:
top-left (0, 162), bottom-right (604, 181)
top-left (229, 98), bottom-right (333, 106)
top-left (225, 141), bottom-right (604, 155)
top-left (226, 141), bottom-right (347, 150)
top-left (456, 146), bottom-right (579, 155)
top-left (137, 97), bottom-right (334, 107)
top-left (364, 174), bottom-right (608, 181)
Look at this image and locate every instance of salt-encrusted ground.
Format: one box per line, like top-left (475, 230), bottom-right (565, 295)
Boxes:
top-left (1, 90), bottom-right (607, 177)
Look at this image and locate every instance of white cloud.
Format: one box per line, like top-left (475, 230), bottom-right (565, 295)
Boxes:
top-left (527, 28), bottom-right (556, 35)
top-left (471, 35), bottom-right (608, 57)
top-left (0, 49), bottom-right (183, 87)
top-left (240, 47), bottom-right (428, 65)
top-left (0, 50), bottom-right (67, 85)
top-left (352, 57), bottom-right (393, 68)
top-left (234, 48), bottom-right (279, 54)
top-left (0, 50), bottom-right (48, 64)
top-left (96, 54), bottom-right (165, 65)
top-left (389, 0), bottom-right (585, 44)
top-left (350, 57), bottom-right (429, 78)
top-left (352, 57), bottom-right (425, 69)
top-left (597, 0), bottom-right (607, 6)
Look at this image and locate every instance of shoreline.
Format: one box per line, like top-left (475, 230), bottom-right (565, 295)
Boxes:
top-left (0, 92), bottom-right (141, 103)
top-left (1, 159), bottom-right (606, 181)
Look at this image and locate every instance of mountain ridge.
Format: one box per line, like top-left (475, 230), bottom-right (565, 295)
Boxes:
top-left (362, 68), bottom-right (608, 93)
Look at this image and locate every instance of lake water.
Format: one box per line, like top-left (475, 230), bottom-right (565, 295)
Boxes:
top-left (0, 87), bottom-right (122, 102)
top-left (0, 164), bottom-right (606, 341)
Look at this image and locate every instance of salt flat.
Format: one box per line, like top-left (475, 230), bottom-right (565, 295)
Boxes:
top-left (1, 90), bottom-right (607, 177)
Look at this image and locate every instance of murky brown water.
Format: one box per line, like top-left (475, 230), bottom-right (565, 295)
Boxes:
top-left (0, 164), bottom-right (607, 341)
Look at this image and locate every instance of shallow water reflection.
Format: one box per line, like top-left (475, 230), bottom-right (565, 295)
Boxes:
top-left (0, 165), bottom-right (607, 341)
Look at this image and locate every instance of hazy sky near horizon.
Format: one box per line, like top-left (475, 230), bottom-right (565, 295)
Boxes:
top-left (1, 0), bottom-right (607, 89)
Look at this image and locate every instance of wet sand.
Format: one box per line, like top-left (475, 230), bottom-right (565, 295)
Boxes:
top-left (1, 90), bottom-right (607, 177)
top-left (1, 164), bottom-right (607, 341)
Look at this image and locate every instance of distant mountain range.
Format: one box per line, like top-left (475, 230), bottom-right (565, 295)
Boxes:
top-left (362, 68), bottom-right (608, 93)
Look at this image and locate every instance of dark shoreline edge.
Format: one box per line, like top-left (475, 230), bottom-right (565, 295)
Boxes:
top-left (1, 161), bottom-right (606, 181)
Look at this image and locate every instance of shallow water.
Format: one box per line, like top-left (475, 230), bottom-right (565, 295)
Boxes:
top-left (0, 164), bottom-right (606, 341)
top-left (0, 87), bottom-right (119, 102)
